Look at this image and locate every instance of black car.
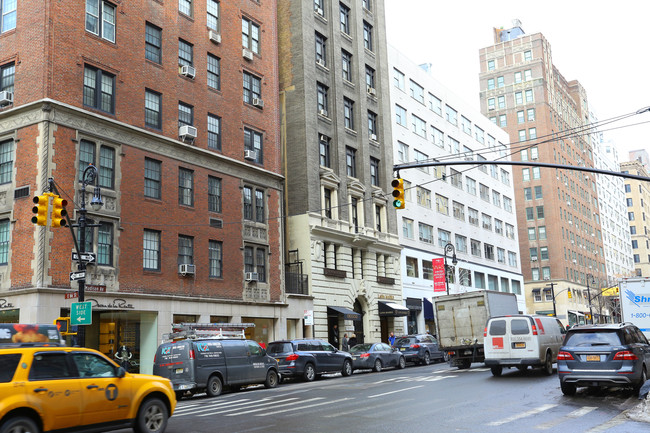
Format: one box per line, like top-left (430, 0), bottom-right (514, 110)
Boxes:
top-left (394, 334), bottom-right (444, 365)
top-left (558, 322), bottom-right (650, 396)
top-left (349, 343), bottom-right (406, 372)
top-left (267, 339), bottom-right (353, 381)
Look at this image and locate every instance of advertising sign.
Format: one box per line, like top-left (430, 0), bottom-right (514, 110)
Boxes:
top-left (304, 310), bottom-right (314, 326)
top-left (433, 258), bottom-right (446, 293)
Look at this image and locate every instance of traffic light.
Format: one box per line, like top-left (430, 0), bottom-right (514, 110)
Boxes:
top-left (51, 195), bottom-right (67, 228)
top-left (31, 194), bottom-right (49, 226)
top-left (391, 178), bottom-right (405, 209)
top-left (54, 317), bottom-right (70, 335)
top-left (568, 290), bottom-right (572, 299)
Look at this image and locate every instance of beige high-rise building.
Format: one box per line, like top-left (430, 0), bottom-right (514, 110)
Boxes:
top-left (478, 23), bottom-right (606, 325)
top-left (621, 159), bottom-right (650, 277)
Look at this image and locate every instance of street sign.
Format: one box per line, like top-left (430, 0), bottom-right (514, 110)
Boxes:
top-left (72, 252), bottom-right (96, 263)
top-left (65, 291), bottom-right (79, 299)
top-left (71, 301), bottom-right (92, 325)
top-left (70, 271), bottom-right (86, 281)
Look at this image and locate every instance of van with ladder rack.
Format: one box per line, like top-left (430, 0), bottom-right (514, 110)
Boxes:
top-left (152, 323), bottom-right (279, 400)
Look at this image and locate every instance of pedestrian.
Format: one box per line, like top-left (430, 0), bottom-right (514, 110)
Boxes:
top-left (388, 331), bottom-right (396, 346)
top-left (114, 343), bottom-right (132, 372)
top-left (348, 334), bottom-right (357, 348)
top-left (330, 324), bottom-right (339, 348)
top-left (341, 333), bottom-right (349, 351)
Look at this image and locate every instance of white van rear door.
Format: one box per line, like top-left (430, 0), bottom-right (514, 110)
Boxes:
top-left (510, 317), bottom-right (536, 358)
top-left (486, 318), bottom-right (512, 359)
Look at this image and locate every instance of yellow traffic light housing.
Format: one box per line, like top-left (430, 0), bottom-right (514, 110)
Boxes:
top-left (31, 194), bottom-right (49, 226)
top-left (568, 290), bottom-right (572, 299)
top-left (391, 178), bottom-right (405, 209)
top-left (54, 317), bottom-right (75, 336)
top-left (51, 195), bottom-right (68, 228)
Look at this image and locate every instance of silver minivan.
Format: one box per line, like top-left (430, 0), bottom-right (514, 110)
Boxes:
top-left (484, 314), bottom-right (566, 376)
top-left (153, 338), bottom-right (279, 399)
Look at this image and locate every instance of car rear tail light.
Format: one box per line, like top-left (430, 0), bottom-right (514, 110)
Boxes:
top-left (154, 354), bottom-right (157, 363)
top-left (189, 349), bottom-right (195, 360)
top-left (531, 324), bottom-right (538, 336)
top-left (557, 351), bottom-right (574, 360)
top-left (360, 353), bottom-right (370, 358)
top-left (613, 351), bottom-right (638, 361)
top-left (484, 327), bottom-right (487, 337)
top-left (410, 344), bottom-right (420, 349)
top-left (286, 354), bottom-right (299, 361)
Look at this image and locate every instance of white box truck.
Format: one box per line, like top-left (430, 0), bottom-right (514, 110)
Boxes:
top-left (433, 290), bottom-right (519, 369)
top-left (619, 277), bottom-right (650, 338)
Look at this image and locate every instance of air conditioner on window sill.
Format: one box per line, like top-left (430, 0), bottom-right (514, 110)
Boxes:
top-left (0, 91), bottom-right (13, 106)
top-left (252, 98), bottom-right (264, 108)
top-left (179, 264), bottom-right (195, 275)
top-left (315, 6), bottom-right (324, 15)
top-left (179, 125), bottom-right (197, 141)
top-left (245, 272), bottom-right (259, 282)
top-left (318, 109), bottom-right (328, 117)
top-left (180, 65), bottom-right (196, 79)
top-left (366, 86), bottom-right (376, 96)
top-left (316, 58), bottom-right (326, 68)
top-left (209, 30), bottom-right (221, 44)
top-left (244, 149), bottom-right (257, 160)
top-left (370, 134), bottom-right (377, 141)
top-left (243, 48), bottom-right (254, 61)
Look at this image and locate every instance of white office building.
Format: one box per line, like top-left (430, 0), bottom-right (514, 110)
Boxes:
top-left (388, 46), bottom-right (525, 334)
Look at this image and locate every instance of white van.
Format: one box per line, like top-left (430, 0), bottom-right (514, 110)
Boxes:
top-left (484, 314), bottom-right (566, 376)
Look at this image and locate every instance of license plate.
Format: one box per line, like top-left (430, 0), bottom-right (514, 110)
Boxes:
top-left (514, 342), bottom-right (525, 349)
top-left (352, 357), bottom-right (357, 360)
top-left (400, 348), bottom-right (405, 351)
top-left (586, 355), bottom-right (600, 362)
top-left (175, 368), bottom-right (184, 374)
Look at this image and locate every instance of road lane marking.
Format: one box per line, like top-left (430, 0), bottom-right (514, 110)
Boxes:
top-left (210, 397), bottom-right (300, 416)
top-left (487, 403), bottom-right (557, 426)
top-left (255, 397), bottom-right (353, 416)
top-left (585, 412), bottom-right (629, 433)
top-left (225, 398), bottom-right (322, 416)
top-left (367, 385), bottom-right (424, 398)
top-left (535, 406), bottom-right (598, 429)
top-left (323, 399), bottom-right (411, 418)
top-left (174, 399), bottom-right (263, 416)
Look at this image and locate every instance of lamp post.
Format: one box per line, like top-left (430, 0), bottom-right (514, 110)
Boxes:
top-left (546, 282), bottom-right (557, 317)
top-left (586, 274), bottom-right (595, 324)
top-left (443, 242), bottom-right (457, 296)
top-left (74, 164), bottom-right (103, 347)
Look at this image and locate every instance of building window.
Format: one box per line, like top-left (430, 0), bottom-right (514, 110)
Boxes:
top-left (144, 89), bottom-right (161, 129)
top-left (209, 240), bottom-right (222, 278)
top-left (244, 127), bottom-right (263, 164)
top-left (323, 188), bottom-right (332, 218)
top-left (86, 0), bottom-right (115, 42)
top-left (410, 80), bottom-right (425, 104)
top-left (178, 235), bottom-right (194, 265)
top-left (412, 115), bottom-right (426, 137)
top-left (487, 78), bottom-right (495, 90)
top-left (79, 140), bottom-right (115, 189)
top-left (243, 186), bottom-right (253, 220)
top-left (339, 3), bottom-right (350, 34)
top-left (245, 246), bottom-right (267, 282)
top-left (368, 111), bottom-right (378, 137)
top-left (527, 108), bottom-right (535, 121)
top-left (0, 140), bottom-right (13, 185)
top-left (207, 54), bottom-right (221, 90)
top-left (436, 194), bottom-right (449, 215)
top-left (488, 98), bottom-right (495, 110)
top-left (471, 239), bottom-right (481, 256)
top-left (402, 218), bottom-right (414, 239)
top-left (208, 176), bottom-right (222, 213)
top-left (342, 50), bottom-right (352, 81)
top-left (242, 17), bottom-right (260, 53)
top-left (346, 147), bottom-right (356, 177)
top-left (395, 104), bottom-right (407, 127)
top-left (370, 157), bottom-right (379, 187)
top-left (497, 76), bottom-right (504, 87)
top-left (393, 68), bottom-right (405, 90)
top-left (145, 23), bottom-right (162, 64)
top-left (344, 98), bottom-right (354, 130)
top-left (178, 0), bottom-right (192, 16)
top-left (0, 219), bottom-right (8, 264)
top-left (517, 110), bottom-right (525, 124)
top-left (243, 71), bottom-right (262, 104)
top-left (397, 141), bottom-right (409, 163)
top-left (445, 105), bottom-right (457, 125)
top-left (207, 0), bottom-right (219, 30)
top-left (255, 189), bottom-right (265, 223)
top-left (178, 168), bottom-right (194, 206)
top-left (406, 256), bottom-right (419, 277)
top-left (363, 21), bottom-right (373, 51)
top-left (178, 102), bottom-right (193, 127)
top-left (208, 113), bottom-right (221, 150)
top-left (525, 89), bottom-right (533, 103)
top-left (365, 66), bottom-right (375, 90)
top-left (0, 63), bottom-right (14, 94)
top-left (178, 39), bottom-right (193, 67)
top-left (497, 96), bottom-right (505, 109)
top-left (418, 222), bottom-right (433, 243)
top-left (499, 114), bottom-right (507, 127)
top-left (484, 244), bottom-right (494, 260)
top-left (524, 50), bottom-right (532, 61)
top-left (144, 158), bottom-right (161, 199)
top-left (143, 229), bottom-right (161, 271)
top-left (96, 222), bottom-right (113, 266)
top-left (319, 134), bottom-right (330, 167)
top-left (317, 83), bottom-right (329, 115)
top-left (315, 32), bottom-right (327, 66)
top-left (487, 59), bottom-right (495, 70)
top-left (416, 186), bottom-right (432, 208)
top-left (83, 65), bottom-right (115, 113)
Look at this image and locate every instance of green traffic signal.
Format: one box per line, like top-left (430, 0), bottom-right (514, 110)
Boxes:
top-left (391, 178), bottom-right (405, 209)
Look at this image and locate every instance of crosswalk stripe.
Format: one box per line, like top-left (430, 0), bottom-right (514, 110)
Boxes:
top-left (535, 406), bottom-right (597, 429)
top-left (487, 404), bottom-right (557, 426)
top-left (368, 385), bottom-right (424, 399)
top-left (176, 399), bottom-right (268, 416)
top-left (584, 412), bottom-right (629, 433)
top-left (225, 397), bottom-right (322, 416)
top-left (255, 397), bottom-right (353, 416)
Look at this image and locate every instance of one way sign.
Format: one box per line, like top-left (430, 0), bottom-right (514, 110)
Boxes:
top-left (72, 252), bottom-right (96, 263)
top-left (70, 271), bottom-right (86, 281)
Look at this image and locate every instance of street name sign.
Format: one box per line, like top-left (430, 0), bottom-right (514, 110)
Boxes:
top-left (70, 271), bottom-right (86, 281)
top-left (72, 252), bottom-right (96, 263)
top-left (71, 301), bottom-right (92, 325)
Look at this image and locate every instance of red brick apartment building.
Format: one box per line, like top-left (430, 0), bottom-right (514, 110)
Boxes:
top-left (0, 0), bottom-right (301, 373)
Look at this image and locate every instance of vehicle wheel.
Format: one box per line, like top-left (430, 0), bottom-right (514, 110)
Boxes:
top-left (635, 366), bottom-right (647, 393)
top-left (423, 352), bottom-right (431, 366)
top-left (0, 416), bottom-right (39, 433)
top-left (134, 397), bottom-right (168, 433)
top-left (398, 356), bottom-right (406, 369)
top-left (490, 366), bottom-right (502, 377)
top-left (206, 375), bottom-right (223, 397)
top-left (542, 352), bottom-right (553, 376)
top-left (264, 370), bottom-right (279, 389)
top-left (458, 359), bottom-right (471, 369)
top-left (373, 359), bottom-right (383, 373)
top-left (561, 381), bottom-right (576, 396)
top-left (342, 360), bottom-right (353, 377)
top-left (303, 363), bottom-right (316, 382)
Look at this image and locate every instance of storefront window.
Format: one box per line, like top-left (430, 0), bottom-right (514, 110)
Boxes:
top-left (242, 316), bottom-right (275, 347)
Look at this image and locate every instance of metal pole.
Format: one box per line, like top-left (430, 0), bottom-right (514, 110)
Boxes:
top-left (77, 178), bottom-right (88, 347)
top-left (587, 276), bottom-right (594, 324)
top-left (444, 253), bottom-right (449, 296)
top-left (549, 282), bottom-right (557, 317)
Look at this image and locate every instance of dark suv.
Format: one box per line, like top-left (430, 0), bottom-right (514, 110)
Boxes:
top-left (266, 339), bottom-right (353, 381)
top-left (394, 334), bottom-right (444, 365)
top-left (558, 322), bottom-right (650, 396)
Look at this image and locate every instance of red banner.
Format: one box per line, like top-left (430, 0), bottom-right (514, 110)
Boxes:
top-left (433, 258), bottom-right (446, 292)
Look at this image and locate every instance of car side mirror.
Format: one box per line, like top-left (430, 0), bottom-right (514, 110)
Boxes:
top-left (117, 366), bottom-right (126, 378)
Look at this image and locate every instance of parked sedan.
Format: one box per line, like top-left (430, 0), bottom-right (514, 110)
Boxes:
top-left (394, 334), bottom-right (445, 365)
top-left (349, 343), bottom-right (406, 372)
top-left (558, 322), bottom-right (650, 396)
top-left (267, 339), bottom-right (353, 382)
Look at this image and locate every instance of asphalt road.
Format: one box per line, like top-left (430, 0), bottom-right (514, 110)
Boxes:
top-left (125, 362), bottom-right (650, 433)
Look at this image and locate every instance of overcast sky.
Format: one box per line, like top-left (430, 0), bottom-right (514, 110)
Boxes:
top-left (384, 0), bottom-right (650, 160)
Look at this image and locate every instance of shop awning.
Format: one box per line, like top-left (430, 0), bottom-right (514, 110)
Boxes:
top-left (327, 306), bottom-right (361, 321)
top-left (378, 301), bottom-right (410, 317)
top-left (423, 298), bottom-right (434, 320)
top-left (532, 288), bottom-right (541, 293)
top-left (542, 287), bottom-right (552, 292)
top-left (406, 297), bottom-right (422, 311)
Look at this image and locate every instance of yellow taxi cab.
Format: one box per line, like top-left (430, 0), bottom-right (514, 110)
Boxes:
top-left (0, 324), bottom-right (176, 433)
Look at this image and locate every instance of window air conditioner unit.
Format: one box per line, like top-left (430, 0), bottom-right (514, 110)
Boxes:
top-left (244, 149), bottom-right (258, 160)
top-left (370, 134), bottom-right (377, 141)
top-left (531, 257), bottom-right (537, 261)
top-left (179, 125), bottom-right (197, 141)
top-left (179, 264), bottom-right (195, 275)
top-left (318, 109), bottom-right (328, 117)
top-left (209, 30), bottom-right (221, 44)
top-left (252, 98), bottom-right (264, 108)
top-left (180, 65), bottom-right (196, 79)
top-left (367, 86), bottom-right (376, 96)
top-left (319, 134), bottom-right (327, 142)
top-left (315, 6), bottom-right (324, 15)
top-left (0, 91), bottom-right (13, 106)
top-left (316, 58), bottom-right (326, 67)
top-left (243, 48), bottom-right (254, 60)
top-left (245, 272), bottom-right (259, 281)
